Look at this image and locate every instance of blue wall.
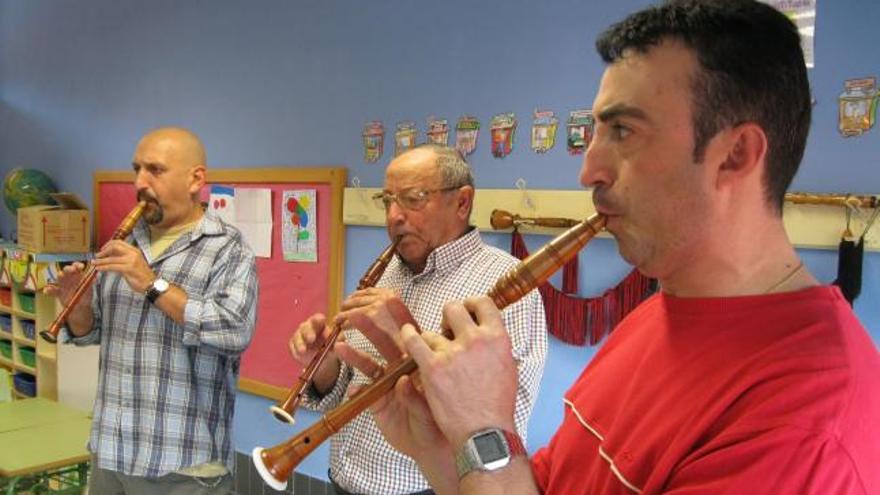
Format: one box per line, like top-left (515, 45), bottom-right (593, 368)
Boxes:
top-left (2, 0), bottom-right (878, 482)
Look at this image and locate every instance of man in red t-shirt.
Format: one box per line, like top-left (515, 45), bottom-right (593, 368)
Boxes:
top-left (335, 1), bottom-right (880, 494)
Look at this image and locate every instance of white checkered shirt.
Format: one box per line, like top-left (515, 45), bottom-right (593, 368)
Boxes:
top-left (304, 228), bottom-right (547, 494)
top-left (68, 212), bottom-right (258, 477)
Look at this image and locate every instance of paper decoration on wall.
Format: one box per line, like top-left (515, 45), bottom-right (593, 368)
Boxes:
top-left (759, 0), bottom-right (816, 68)
top-left (490, 112), bottom-right (517, 158)
top-left (426, 117), bottom-right (449, 146)
top-left (838, 77), bottom-right (877, 137)
top-left (531, 109), bottom-right (558, 153)
top-left (567, 109), bottom-right (594, 155)
top-left (455, 115), bottom-right (480, 156)
top-left (362, 121), bottom-right (385, 163)
top-left (394, 121), bottom-right (418, 156)
top-left (209, 185), bottom-right (236, 225)
top-left (234, 188), bottom-right (273, 258)
top-left (282, 189), bottom-right (317, 262)
top-left (210, 185), bottom-right (275, 258)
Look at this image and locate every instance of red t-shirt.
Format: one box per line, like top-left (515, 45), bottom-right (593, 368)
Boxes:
top-left (531, 286), bottom-right (880, 494)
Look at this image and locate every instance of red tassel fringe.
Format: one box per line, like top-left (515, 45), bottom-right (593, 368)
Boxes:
top-left (511, 229), bottom-right (656, 346)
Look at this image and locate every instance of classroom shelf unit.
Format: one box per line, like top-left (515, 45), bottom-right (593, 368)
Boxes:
top-left (0, 243), bottom-right (88, 401)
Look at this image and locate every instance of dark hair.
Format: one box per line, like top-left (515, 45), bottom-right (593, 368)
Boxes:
top-left (596, 0), bottom-right (811, 213)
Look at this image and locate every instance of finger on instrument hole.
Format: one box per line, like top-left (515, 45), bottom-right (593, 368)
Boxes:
top-left (401, 323), bottom-right (436, 367)
top-left (440, 301), bottom-right (478, 339)
top-left (335, 342), bottom-right (385, 379)
top-left (462, 296), bottom-right (505, 329)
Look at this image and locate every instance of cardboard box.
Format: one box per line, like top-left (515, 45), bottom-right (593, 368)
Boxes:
top-left (17, 193), bottom-right (90, 253)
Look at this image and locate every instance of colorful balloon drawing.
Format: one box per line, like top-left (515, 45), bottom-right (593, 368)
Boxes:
top-left (286, 196), bottom-right (310, 240)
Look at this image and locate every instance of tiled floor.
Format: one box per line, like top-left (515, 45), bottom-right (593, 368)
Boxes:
top-left (234, 451), bottom-right (332, 495)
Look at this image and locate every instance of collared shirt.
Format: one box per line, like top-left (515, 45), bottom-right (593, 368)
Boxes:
top-left (69, 212), bottom-right (258, 477)
top-left (305, 228), bottom-right (547, 495)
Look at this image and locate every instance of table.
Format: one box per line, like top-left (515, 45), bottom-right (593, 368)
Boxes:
top-left (0, 398), bottom-right (91, 494)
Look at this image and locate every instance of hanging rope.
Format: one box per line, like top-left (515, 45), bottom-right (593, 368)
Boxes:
top-left (511, 229), bottom-right (656, 346)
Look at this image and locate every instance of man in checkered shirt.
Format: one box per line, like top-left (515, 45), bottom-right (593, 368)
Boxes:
top-left (51, 127), bottom-right (258, 494)
top-left (289, 144), bottom-right (547, 495)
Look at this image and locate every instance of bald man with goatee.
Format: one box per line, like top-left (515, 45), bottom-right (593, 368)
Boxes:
top-left (49, 127), bottom-right (259, 494)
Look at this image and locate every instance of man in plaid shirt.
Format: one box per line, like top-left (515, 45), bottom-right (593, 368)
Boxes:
top-left (51, 127), bottom-right (258, 494)
top-left (289, 144), bottom-right (547, 495)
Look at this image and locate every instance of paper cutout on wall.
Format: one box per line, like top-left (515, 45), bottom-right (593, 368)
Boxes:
top-left (531, 109), bottom-right (558, 153)
top-left (455, 115), bottom-right (480, 156)
top-left (282, 189), bottom-right (318, 262)
top-left (426, 117), bottom-right (449, 146)
top-left (209, 185), bottom-right (236, 225)
top-left (234, 188), bottom-right (273, 258)
top-left (490, 112), bottom-right (517, 158)
top-left (838, 77), bottom-right (877, 137)
top-left (567, 109), bottom-right (594, 155)
top-left (394, 121), bottom-right (418, 156)
top-left (362, 121), bottom-right (385, 163)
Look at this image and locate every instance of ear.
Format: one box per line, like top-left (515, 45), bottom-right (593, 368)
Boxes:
top-left (455, 185), bottom-right (475, 220)
top-left (716, 122), bottom-right (767, 189)
top-left (189, 165), bottom-right (207, 195)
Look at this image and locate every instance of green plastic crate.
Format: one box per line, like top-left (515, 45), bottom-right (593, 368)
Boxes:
top-left (19, 346), bottom-right (35, 368)
top-left (0, 340), bottom-right (11, 359)
top-left (18, 293), bottom-right (35, 313)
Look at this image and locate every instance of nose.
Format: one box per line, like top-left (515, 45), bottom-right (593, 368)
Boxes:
top-left (134, 167), bottom-right (151, 192)
top-left (385, 200), bottom-right (407, 227)
top-left (579, 136), bottom-right (613, 189)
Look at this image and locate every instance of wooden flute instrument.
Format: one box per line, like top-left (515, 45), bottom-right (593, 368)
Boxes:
top-left (253, 213), bottom-right (607, 490)
top-left (41, 200), bottom-right (148, 343)
top-left (270, 237), bottom-right (402, 424)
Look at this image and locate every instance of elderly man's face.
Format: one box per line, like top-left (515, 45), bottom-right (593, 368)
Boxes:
top-left (381, 150), bottom-right (468, 274)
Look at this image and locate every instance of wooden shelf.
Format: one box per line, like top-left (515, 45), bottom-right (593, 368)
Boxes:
top-left (1, 245), bottom-right (88, 402)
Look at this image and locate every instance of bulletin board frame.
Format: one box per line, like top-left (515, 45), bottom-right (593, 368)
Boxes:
top-left (93, 167), bottom-right (347, 400)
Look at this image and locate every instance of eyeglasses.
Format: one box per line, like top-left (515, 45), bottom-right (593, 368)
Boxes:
top-left (372, 186), bottom-right (460, 211)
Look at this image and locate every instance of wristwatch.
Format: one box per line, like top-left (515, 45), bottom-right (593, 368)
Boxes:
top-left (454, 427), bottom-right (526, 479)
top-left (145, 277), bottom-right (170, 303)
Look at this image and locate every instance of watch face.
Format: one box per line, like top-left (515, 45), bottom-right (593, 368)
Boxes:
top-left (154, 279), bottom-right (170, 291)
top-left (473, 431), bottom-right (508, 463)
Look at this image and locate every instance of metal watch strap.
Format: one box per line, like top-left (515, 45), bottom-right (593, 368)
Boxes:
top-left (454, 428), bottom-right (526, 479)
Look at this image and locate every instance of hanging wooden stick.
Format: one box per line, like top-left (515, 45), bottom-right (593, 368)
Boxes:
top-left (784, 192), bottom-right (878, 209)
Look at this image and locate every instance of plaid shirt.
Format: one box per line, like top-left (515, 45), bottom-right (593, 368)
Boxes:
top-left (305, 228), bottom-right (547, 495)
top-left (69, 212), bottom-right (258, 477)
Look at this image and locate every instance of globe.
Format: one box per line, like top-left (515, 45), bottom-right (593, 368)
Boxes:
top-left (2, 168), bottom-right (58, 214)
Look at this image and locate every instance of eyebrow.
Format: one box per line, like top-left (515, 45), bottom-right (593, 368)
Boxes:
top-left (595, 103), bottom-right (649, 124)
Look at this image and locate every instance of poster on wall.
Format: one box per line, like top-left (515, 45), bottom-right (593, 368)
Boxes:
top-left (490, 112), bottom-right (517, 158)
top-left (531, 109), bottom-right (558, 153)
top-left (209, 185), bottom-right (272, 258)
top-left (282, 189), bottom-right (318, 262)
top-left (362, 121), bottom-right (385, 163)
top-left (426, 116), bottom-right (449, 146)
top-left (455, 115), bottom-right (480, 156)
top-left (394, 121), bottom-right (418, 156)
top-left (567, 109), bottom-right (594, 155)
top-left (838, 77), bottom-right (877, 138)
top-left (760, 0), bottom-right (816, 67)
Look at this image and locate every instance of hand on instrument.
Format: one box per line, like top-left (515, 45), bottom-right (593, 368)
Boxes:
top-left (92, 240), bottom-right (156, 293)
top-left (336, 307), bottom-right (449, 464)
top-left (44, 261), bottom-right (93, 309)
top-left (402, 296), bottom-right (518, 450)
top-left (337, 287), bottom-right (399, 326)
top-left (337, 293), bottom-right (416, 360)
top-left (288, 313), bottom-right (337, 366)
